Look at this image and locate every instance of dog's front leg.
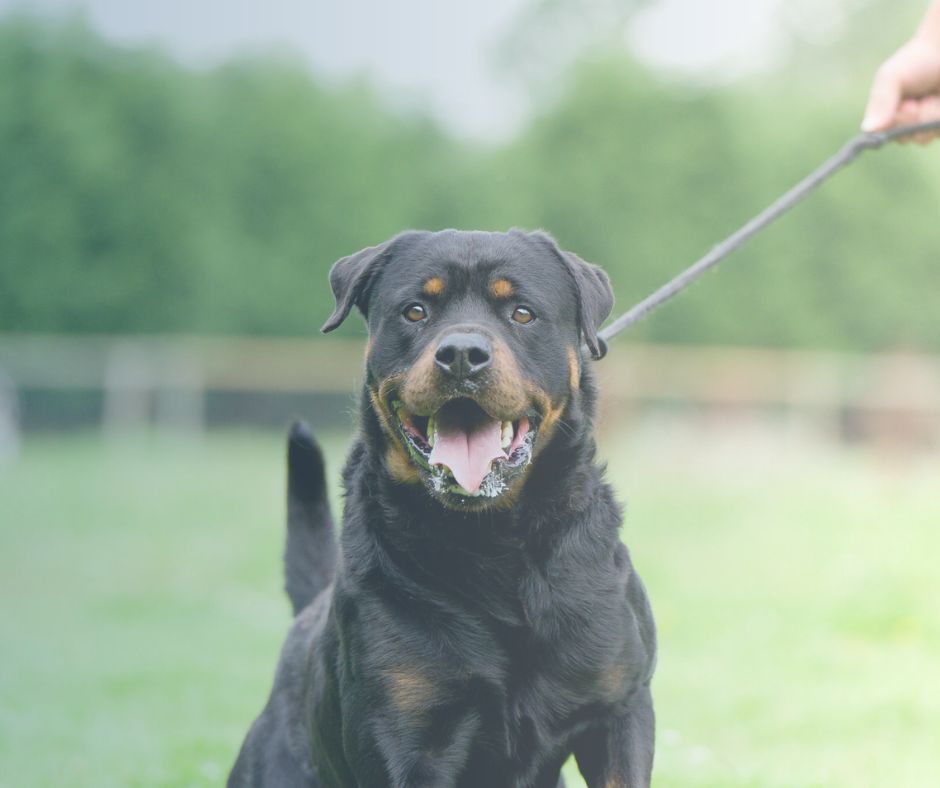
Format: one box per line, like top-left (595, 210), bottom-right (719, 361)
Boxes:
top-left (571, 685), bottom-right (655, 788)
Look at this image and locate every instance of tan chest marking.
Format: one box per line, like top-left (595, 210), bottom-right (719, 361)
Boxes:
top-left (384, 669), bottom-right (438, 715)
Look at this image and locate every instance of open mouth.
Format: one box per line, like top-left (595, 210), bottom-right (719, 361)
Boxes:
top-left (389, 396), bottom-right (538, 501)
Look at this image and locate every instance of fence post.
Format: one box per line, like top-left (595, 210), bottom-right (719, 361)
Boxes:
top-left (0, 367), bottom-right (19, 465)
top-left (154, 346), bottom-right (206, 435)
top-left (102, 341), bottom-right (152, 434)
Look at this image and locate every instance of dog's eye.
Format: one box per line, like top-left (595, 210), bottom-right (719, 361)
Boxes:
top-left (511, 306), bottom-right (535, 324)
top-left (403, 303), bottom-right (428, 322)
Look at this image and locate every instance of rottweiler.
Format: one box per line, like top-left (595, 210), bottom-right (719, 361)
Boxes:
top-left (229, 229), bottom-right (657, 787)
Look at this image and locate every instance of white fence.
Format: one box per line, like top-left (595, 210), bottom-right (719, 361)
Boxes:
top-left (1, 334), bottom-right (938, 446)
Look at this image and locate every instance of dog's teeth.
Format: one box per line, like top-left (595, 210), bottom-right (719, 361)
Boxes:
top-left (427, 415), bottom-right (436, 448)
top-left (501, 421), bottom-right (513, 450)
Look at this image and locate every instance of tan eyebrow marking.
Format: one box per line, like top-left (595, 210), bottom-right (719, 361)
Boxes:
top-left (422, 277), bottom-right (444, 296)
top-left (490, 278), bottom-right (514, 299)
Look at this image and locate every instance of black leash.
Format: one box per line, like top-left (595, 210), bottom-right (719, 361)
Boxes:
top-left (598, 119), bottom-right (940, 345)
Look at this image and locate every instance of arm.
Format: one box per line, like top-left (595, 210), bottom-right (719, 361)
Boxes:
top-left (862, 1), bottom-right (940, 143)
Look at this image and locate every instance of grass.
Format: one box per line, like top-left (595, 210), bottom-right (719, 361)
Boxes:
top-left (1, 428), bottom-right (939, 786)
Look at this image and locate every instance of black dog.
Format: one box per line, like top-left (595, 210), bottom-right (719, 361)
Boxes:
top-left (229, 230), bottom-right (657, 787)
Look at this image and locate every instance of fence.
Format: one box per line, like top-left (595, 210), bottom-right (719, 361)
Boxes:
top-left (0, 334), bottom-right (938, 446)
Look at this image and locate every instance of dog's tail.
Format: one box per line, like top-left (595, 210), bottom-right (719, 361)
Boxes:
top-left (284, 420), bottom-right (338, 616)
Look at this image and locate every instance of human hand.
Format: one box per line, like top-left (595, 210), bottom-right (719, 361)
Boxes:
top-left (862, 36), bottom-right (940, 144)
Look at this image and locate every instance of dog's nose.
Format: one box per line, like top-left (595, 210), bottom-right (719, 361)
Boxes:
top-left (434, 332), bottom-right (492, 379)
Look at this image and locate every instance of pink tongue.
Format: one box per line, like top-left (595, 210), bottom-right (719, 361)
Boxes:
top-left (428, 418), bottom-right (506, 493)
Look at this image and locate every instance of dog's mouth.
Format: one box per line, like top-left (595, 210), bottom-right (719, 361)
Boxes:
top-left (389, 395), bottom-right (538, 504)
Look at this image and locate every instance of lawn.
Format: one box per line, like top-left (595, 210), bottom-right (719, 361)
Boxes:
top-left (1, 428), bottom-right (938, 786)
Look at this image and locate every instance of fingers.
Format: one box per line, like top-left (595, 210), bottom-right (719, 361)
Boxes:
top-left (862, 67), bottom-right (902, 132)
top-left (895, 98), bottom-right (921, 144)
top-left (861, 67), bottom-right (940, 144)
top-left (913, 94), bottom-right (940, 144)
top-left (891, 96), bottom-right (940, 144)
top-left (862, 37), bottom-right (940, 142)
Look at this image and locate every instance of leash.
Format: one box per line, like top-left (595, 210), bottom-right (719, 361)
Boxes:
top-left (598, 118), bottom-right (940, 345)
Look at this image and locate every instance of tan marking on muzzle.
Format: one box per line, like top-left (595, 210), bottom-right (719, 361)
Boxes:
top-left (398, 342), bottom-right (441, 414)
top-left (371, 379), bottom-right (421, 484)
top-left (490, 278), bottom-right (514, 299)
top-left (423, 276), bottom-right (445, 296)
top-left (399, 334), bottom-right (529, 419)
top-left (484, 339), bottom-right (530, 417)
top-left (385, 446), bottom-right (420, 484)
top-left (369, 380), bottom-right (402, 439)
top-left (526, 383), bottom-right (569, 462)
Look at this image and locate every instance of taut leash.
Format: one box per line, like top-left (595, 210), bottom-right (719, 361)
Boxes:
top-left (598, 119), bottom-right (940, 346)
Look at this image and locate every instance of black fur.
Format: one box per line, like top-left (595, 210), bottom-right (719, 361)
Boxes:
top-left (229, 230), bottom-right (657, 787)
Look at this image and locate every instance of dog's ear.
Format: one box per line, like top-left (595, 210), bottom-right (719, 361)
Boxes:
top-left (529, 231), bottom-right (614, 360)
top-left (562, 250), bottom-right (614, 359)
top-left (321, 240), bottom-right (392, 333)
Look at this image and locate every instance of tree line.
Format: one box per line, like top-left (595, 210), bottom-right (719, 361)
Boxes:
top-left (1, 10), bottom-right (937, 351)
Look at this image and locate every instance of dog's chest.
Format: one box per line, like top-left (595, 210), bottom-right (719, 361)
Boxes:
top-left (441, 627), bottom-right (619, 787)
top-left (447, 573), bottom-right (631, 778)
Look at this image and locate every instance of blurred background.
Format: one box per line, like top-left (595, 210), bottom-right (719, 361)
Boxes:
top-left (1, 0), bottom-right (938, 785)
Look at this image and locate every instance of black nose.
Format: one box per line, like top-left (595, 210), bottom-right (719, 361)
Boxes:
top-left (434, 332), bottom-right (492, 379)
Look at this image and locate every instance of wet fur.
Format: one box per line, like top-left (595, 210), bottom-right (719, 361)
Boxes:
top-left (229, 230), bottom-right (657, 787)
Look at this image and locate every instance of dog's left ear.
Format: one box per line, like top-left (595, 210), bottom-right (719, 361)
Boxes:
top-left (560, 250), bottom-right (614, 359)
top-left (321, 240), bottom-right (392, 333)
top-left (529, 231), bottom-right (614, 360)
top-left (561, 251), bottom-right (614, 359)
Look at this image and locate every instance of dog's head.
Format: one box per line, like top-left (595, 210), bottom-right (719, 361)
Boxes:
top-left (323, 229), bottom-right (613, 510)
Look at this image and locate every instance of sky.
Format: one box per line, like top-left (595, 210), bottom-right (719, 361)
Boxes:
top-left (0, 0), bottom-right (848, 141)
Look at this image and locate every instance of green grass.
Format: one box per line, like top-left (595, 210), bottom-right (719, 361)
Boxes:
top-left (1, 430), bottom-right (939, 786)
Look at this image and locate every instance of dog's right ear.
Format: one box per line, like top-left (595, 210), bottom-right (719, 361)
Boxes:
top-left (321, 240), bottom-right (392, 333)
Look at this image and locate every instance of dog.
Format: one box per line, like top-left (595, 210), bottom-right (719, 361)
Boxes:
top-left (229, 229), bottom-right (657, 787)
